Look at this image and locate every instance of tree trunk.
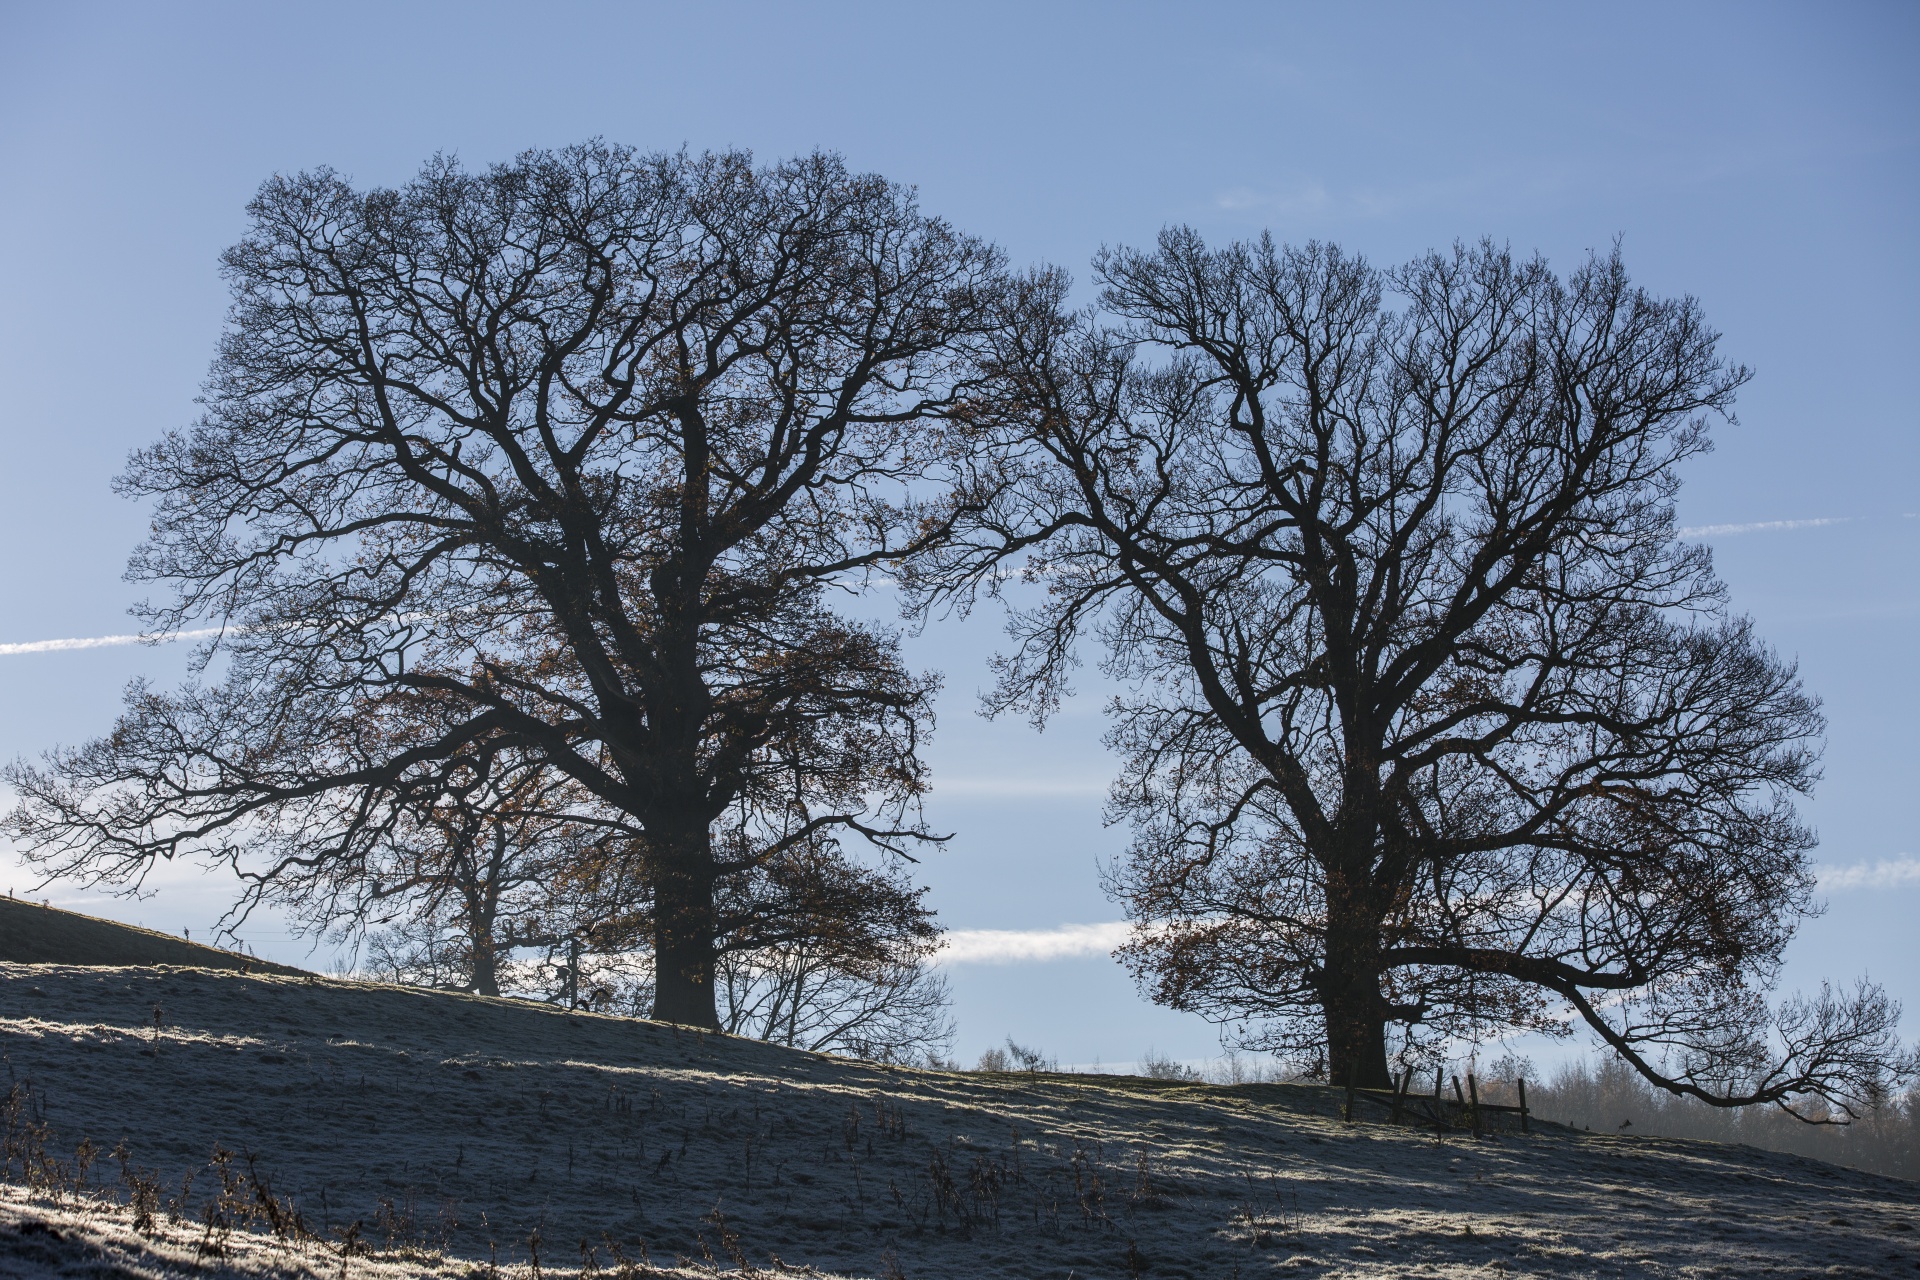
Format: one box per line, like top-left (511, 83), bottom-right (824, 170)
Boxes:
top-left (460, 842), bottom-right (503, 998)
top-left (1323, 982), bottom-right (1392, 1090)
top-left (651, 821), bottom-right (719, 1028)
top-left (469, 934), bottom-right (501, 998)
top-left (1321, 869), bottom-right (1393, 1090)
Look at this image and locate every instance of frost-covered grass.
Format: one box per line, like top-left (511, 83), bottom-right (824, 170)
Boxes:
top-left (2, 963), bottom-right (1916, 1278)
top-left (1488, 1058), bottom-right (1920, 1181)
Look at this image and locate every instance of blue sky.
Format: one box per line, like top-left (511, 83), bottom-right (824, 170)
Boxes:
top-left (1, 1), bottom-right (1915, 1069)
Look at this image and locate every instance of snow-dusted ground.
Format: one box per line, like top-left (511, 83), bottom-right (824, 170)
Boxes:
top-left (0, 1185), bottom-right (466, 1279)
top-left (2, 963), bottom-right (1915, 1278)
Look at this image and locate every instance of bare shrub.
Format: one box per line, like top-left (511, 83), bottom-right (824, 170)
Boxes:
top-left (1139, 1050), bottom-right (1200, 1082)
top-left (975, 1038), bottom-right (1056, 1073)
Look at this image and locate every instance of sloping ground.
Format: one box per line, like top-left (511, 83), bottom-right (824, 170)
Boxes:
top-left (0, 1184), bottom-right (734, 1279)
top-left (0, 899), bottom-right (306, 977)
top-left (0, 1185), bottom-right (459, 1280)
top-left (1, 965), bottom-right (1915, 1278)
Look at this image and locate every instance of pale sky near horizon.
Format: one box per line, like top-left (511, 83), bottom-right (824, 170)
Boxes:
top-left (1, 1), bottom-right (1915, 1071)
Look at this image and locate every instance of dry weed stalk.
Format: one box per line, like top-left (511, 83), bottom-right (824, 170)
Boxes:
top-left (1230, 1170), bottom-right (1302, 1249)
top-left (110, 1141), bottom-right (161, 1235)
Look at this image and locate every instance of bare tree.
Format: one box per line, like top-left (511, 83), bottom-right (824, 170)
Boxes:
top-left (312, 748), bottom-right (609, 996)
top-left (4, 145), bottom-right (1006, 1028)
top-left (711, 848), bottom-right (954, 1062)
top-left (915, 233), bottom-right (1912, 1113)
top-left (455, 821), bottom-right (956, 1060)
top-left (348, 755), bottom-right (955, 1057)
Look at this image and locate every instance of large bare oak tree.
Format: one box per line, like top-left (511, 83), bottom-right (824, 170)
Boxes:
top-left (915, 233), bottom-right (1910, 1111)
top-left (5, 145), bottom-right (1005, 1028)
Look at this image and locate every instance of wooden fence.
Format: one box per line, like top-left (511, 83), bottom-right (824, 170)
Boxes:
top-left (1341, 1069), bottom-right (1531, 1135)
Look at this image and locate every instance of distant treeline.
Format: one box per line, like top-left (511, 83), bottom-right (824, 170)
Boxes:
top-left (1484, 1056), bottom-right (1919, 1181)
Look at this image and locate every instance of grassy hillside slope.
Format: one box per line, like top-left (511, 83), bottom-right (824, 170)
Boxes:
top-left (0, 964), bottom-right (1913, 1278)
top-left (0, 897), bottom-right (306, 976)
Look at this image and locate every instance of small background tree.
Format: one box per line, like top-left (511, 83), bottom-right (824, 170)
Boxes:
top-left (266, 736), bottom-right (957, 1060)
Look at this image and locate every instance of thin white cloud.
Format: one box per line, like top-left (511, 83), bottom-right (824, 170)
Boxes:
top-left (936, 921), bottom-right (1133, 966)
top-left (933, 777), bottom-right (1110, 798)
top-left (1819, 856), bottom-right (1920, 891)
top-left (0, 627), bottom-right (227, 657)
top-left (1215, 180), bottom-right (1332, 216)
top-left (1676, 517), bottom-right (1851, 538)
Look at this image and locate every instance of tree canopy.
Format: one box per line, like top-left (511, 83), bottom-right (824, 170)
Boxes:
top-left (5, 145), bottom-right (1006, 1028)
top-left (910, 232), bottom-right (1908, 1112)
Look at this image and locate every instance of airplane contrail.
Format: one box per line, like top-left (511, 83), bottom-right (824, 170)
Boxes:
top-left (1675, 517), bottom-right (1851, 538)
top-left (0, 627), bottom-right (226, 657)
top-left (6, 513), bottom-right (1891, 656)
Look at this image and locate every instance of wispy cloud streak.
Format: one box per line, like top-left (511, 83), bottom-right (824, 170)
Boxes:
top-left (936, 921), bottom-right (1133, 965)
top-left (1676, 517), bottom-right (1851, 538)
top-left (1819, 856), bottom-right (1920, 891)
top-left (0, 627), bottom-right (226, 657)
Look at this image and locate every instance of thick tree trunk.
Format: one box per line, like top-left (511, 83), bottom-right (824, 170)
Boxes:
top-left (459, 865), bottom-right (502, 998)
top-left (469, 934), bottom-right (501, 998)
top-left (651, 821), bottom-right (720, 1028)
top-left (643, 552), bottom-right (722, 1028)
top-left (1321, 868), bottom-right (1393, 1089)
top-left (1322, 981), bottom-right (1392, 1090)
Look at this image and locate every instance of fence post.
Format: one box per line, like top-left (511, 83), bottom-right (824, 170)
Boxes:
top-left (1391, 1067), bottom-right (1407, 1123)
top-left (1466, 1072), bottom-right (1482, 1136)
top-left (1433, 1069), bottom-right (1446, 1135)
top-left (1518, 1077), bottom-right (1530, 1134)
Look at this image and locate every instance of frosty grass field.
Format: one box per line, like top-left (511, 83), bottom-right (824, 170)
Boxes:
top-left (1, 960), bottom-right (1916, 1278)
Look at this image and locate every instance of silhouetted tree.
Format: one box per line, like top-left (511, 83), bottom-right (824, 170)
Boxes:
top-left (4, 145), bottom-right (1007, 1028)
top-left (334, 740), bottom-right (954, 1052)
top-left (435, 817), bottom-right (956, 1060)
top-left (708, 839), bottom-right (953, 1062)
top-left (299, 744), bottom-right (609, 997)
top-left (916, 233), bottom-right (1912, 1112)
